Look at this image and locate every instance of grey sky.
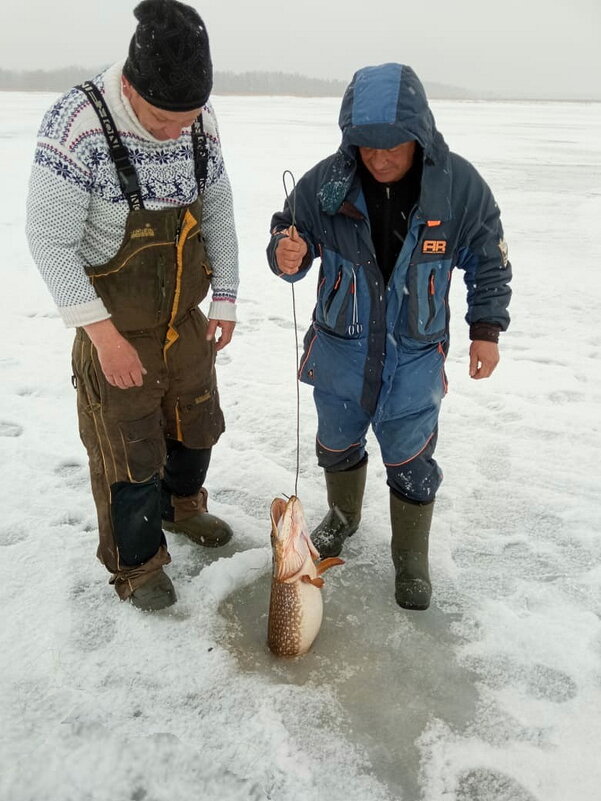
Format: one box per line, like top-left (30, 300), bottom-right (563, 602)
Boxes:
top-left (1, 0), bottom-right (599, 98)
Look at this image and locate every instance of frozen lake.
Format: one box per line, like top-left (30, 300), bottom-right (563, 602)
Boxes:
top-left (1, 91), bottom-right (600, 801)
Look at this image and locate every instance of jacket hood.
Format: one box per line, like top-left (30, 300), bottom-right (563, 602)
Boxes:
top-left (339, 63), bottom-right (437, 152)
top-left (317, 63), bottom-right (451, 219)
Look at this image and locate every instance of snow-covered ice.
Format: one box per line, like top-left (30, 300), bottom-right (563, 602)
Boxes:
top-left (1, 92), bottom-right (600, 801)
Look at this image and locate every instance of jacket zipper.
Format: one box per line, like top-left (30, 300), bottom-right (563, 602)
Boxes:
top-left (164, 210), bottom-right (196, 358)
top-left (158, 220), bottom-right (182, 323)
top-left (425, 269), bottom-right (436, 329)
top-left (325, 268), bottom-right (342, 315)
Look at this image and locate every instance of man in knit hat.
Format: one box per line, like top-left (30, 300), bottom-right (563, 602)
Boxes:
top-left (26, 0), bottom-right (239, 611)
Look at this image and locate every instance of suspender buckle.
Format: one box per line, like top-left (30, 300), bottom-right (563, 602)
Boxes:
top-left (112, 145), bottom-right (132, 170)
top-left (117, 165), bottom-right (141, 197)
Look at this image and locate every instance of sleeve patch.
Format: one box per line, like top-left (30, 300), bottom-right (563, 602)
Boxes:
top-left (498, 238), bottom-right (509, 268)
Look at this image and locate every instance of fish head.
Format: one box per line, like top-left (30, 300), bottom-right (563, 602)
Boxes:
top-left (270, 495), bottom-right (320, 582)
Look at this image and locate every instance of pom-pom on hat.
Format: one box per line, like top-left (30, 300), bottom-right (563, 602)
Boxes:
top-left (123, 0), bottom-right (213, 111)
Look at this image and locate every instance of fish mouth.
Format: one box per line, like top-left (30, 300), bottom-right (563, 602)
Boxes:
top-left (270, 495), bottom-right (316, 581)
top-left (270, 496), bottom-right (289, 531)
top-left (270, 495), bottom-right (303, 540)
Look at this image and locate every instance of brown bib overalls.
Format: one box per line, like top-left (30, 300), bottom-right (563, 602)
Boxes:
top-left (72, 83), bottom-right (224, 599)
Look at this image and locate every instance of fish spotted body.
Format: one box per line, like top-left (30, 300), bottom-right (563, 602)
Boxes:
top-left (268, 495), bottom-right (343, 657)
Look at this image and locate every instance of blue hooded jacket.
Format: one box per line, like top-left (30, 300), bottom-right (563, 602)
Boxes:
top-left (267, 64), bottom-right (511, 459)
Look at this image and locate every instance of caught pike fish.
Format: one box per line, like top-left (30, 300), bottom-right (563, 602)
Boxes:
top-left (268, 495), bottom-right (343, 657)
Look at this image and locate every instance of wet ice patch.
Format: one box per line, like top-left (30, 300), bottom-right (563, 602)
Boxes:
top-left (219, 553), bottom-right (480, 800)
top-left (463, 653), bottom-right (577, 703)
top-left (456, 768), bottom-right (539, 801)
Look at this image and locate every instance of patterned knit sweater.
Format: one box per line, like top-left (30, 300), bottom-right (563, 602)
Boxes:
top-left (25, 61), bottom-right (239, 328)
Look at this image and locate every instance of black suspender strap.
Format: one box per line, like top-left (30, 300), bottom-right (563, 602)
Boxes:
top-left (191, 114), bottom-right (208, 193)
top-left (77, 81), bottom-right (144, 211)
top-left (79, 80), bottom-right (208, 206)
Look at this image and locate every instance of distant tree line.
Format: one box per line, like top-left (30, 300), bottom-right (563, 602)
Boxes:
top-left (0, 66), bottom-right (349, 96)
top-left (0, 67), bottom-right (98, 92)
top-left (0, 66), bottom-right (471, 98)
top-left (213, 70), bottom-right (347, 97)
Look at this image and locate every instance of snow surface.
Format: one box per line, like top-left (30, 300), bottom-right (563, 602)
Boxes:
top-left (1, 92), bottom-right (600, 801)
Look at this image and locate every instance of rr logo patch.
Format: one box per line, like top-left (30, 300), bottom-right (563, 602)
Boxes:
top-left (422, 240), bottom-right (447, 254)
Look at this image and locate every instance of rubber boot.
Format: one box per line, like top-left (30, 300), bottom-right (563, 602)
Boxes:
top-left (129, 569), bottom-right (177, 611)
top-left (310, 462), bottom-right (367, 557)
top-left (162, 487), bottom-right (233, 547)
top-left (390, 491), bottom-right (434, 610)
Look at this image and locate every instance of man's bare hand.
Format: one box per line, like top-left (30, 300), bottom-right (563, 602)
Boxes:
top-left (275, 226), bottom-right (308, 275)
top-left (84, 319), bottom-right (147, 389)
top-left (469, 340), bottom-right (500, 379)
top-left (206, 319), bottom-right (236, 351)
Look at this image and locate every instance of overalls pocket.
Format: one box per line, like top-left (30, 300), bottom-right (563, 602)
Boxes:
top-left (72, 335), bottom-right (103, 411)
top-left (404, 259), bottom-right (452, 342)
top-left (298, 326), bottom-right (367, 403)
top-left (118, 409), bottom-right (166, 483)
top-left (89, 237), bottom-right (176, 331)
top-left (175, 388), bottom-right (225, 449)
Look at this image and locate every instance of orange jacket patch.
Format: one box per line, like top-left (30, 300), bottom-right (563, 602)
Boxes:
top-left (422, 240), bottom-right (447, 254)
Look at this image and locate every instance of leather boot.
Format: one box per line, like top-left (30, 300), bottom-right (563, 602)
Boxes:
top-left (311, 462), bottom-right (367, 557)
top-left (390, 491), bottom-right (434, 610)
top-left (162, 487), bottom-right (233, 547)
top-left (129, 569), bottom-right (177, 611)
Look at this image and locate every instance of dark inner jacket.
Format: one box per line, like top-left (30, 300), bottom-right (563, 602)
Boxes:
top-left (358, 146), bottom-right (423, 284)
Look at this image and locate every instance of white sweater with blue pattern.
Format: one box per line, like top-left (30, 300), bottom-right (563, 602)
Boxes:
top-left (26, 61), bottom-right (239, 328)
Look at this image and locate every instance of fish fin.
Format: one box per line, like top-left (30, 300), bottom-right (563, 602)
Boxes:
top-left (307, 537), bottom-right (321, 560)
top-left (301, 575), bottom-right (325, 588)
top-left (316, 557), bottom-right (345, 575)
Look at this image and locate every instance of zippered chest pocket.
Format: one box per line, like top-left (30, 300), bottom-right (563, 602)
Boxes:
top-left (404, 258), bottom-right (453, 342)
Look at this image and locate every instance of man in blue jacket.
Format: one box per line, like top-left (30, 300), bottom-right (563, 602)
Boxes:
top-left (266, 63), bottom-right (512, 611)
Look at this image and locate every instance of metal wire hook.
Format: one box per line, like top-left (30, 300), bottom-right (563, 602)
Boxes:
top-left (281, 169), bottom-right (301, 497)
top-left (282, 169), bottom-right (297, 232)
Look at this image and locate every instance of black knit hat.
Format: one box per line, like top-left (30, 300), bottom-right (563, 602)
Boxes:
top-left (123, 0), bottom-right (213, 111)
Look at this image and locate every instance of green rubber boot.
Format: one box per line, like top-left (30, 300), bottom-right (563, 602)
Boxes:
top-left (310, 461), bottom-right (367, 557)
top-left (129, 569), bottom-right (177, 611)
top-left (162, 488), bottom-right (233, 548)
top-left (390, 492), bottom-right (434, 611)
